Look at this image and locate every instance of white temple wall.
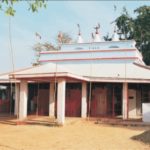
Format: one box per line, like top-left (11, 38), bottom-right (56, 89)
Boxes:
top-left (40, 51), bottom-right (137, 61)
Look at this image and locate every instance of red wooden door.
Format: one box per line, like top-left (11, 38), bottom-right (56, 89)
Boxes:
top-left (0, 99), bottom-right (10, 113)
top-left (91, 88), bottom-right (107, 117)
top-left (65, 89), bottom-right (81, 117)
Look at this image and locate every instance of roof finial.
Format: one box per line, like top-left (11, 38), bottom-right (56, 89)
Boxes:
top-left (58, 31), bottom-right (63, 43)
top-left (112, 25), bottom-right (119, 41)
top-left (77, 24), bottom-right (81, 36)
top-left (35, 32), bottom-right (42, 40)
top-left (93, 23), bottom-right (101, 42)
top-left (77, 24), bottom-right (83, 43)
top-left (94, 23), bottom-right (100, 34)
top-left (91, 32), bottom-right (94, 42)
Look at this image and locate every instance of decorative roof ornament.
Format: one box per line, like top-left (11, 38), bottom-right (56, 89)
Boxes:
top-left (112, 25), bottom-right (119, 41)
top-left (77, 24), bottom-right (83, 43)
top-left (35, 32), bottom-right (42, 40)
top-left (77, 24), bottom-right (81, 36)
top-left (93, 23), bottom-right (101, 42)
top-left (58, 31), bottom-right (63, 43)
top-left (94, 23), bottom-right (100, 34)
top-left (91, 32), bottom-right (94, 42)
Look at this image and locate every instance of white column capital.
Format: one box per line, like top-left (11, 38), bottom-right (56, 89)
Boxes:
top-left (57, 78), bottom-right (66, 82)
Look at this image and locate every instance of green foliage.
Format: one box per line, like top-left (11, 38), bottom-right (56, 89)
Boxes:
top-left (28, 0), bottom-right (47, 13)
top-left (115, 6), bottom-right (150, 65)
top-left (103, 33), bottom-right (112, 41)
top-left (115, 7), bottom-right (134, 40)
top-left (0, 0), bottom-right (47, 16)
top-left (5, 6), bottom-right (16, 16)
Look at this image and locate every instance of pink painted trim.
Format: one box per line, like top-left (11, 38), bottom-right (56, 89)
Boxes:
top-left (39, 57), bottom-right (138, 63)
top-left (40, 48), bottom-right (136, 54)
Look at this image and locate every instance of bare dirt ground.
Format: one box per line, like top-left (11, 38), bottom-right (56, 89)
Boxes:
top-left (0, 117), bottom-right (149, 150)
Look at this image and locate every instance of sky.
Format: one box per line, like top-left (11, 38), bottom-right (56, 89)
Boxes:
top-left (0, 1), bottom-right (150, 73)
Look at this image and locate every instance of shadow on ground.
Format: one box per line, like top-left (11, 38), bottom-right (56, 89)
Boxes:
top-left (0, 116), bottom-right (58, 127)
top-left (131, 130), bottom-right (150, 145)
top-left (0, 116), bottom-right (17, 125)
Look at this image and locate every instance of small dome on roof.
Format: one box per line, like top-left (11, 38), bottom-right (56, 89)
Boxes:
top-left (76, 24), bottom-right (84, 43)
top-left (112, 25), bottom-right (119, 41)
top-left (93, 23), bottom-right (101, 42)
top-left (77, 35), bottom-right (84, 43)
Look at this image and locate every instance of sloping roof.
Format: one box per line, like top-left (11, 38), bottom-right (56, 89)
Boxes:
top-left (2, 61), bottom-right (150, 83)
top-left (10, 63), bottom-right (88, 81)
top-left (0, 73), bottom-right (18, 83)
top-left (0, 73), bottom-right (10, 83)
top-left (0, 66), bottom-right (37, 83)
top-left (54, 61), bottom-right (150, 83)
top-left (10, 63), bottom-right (68, 75)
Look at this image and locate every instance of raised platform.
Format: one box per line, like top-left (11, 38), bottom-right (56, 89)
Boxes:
top-left (0, 115), bottom-right (150, 127)
top-left (95, 117), bottom-right (150, 127)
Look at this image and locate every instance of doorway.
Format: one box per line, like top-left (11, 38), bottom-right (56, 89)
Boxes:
top-left (28, 83), bottom-right (49, 116)
top-left (65, 83), bottom-right (81, 117)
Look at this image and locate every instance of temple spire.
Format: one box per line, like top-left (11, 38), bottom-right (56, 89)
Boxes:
top-left (93, 23), bottom-right (101, 42)
top-left (112, 25), bottom-right (119, 41)
top-left (77, 24), bottom-right (83, 43)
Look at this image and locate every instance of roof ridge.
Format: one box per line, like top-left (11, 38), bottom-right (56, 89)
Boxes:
top-left (133, 62), bottom-right (150, 70)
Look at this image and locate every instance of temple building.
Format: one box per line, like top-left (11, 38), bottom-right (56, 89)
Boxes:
top-left (0, 25), bottom-right (150, 124)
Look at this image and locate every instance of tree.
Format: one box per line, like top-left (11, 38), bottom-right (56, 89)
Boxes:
top-left (56, 32), bottom-right (72, 44)
top-left (32, 32), bottom-right (72, 65)
top-left (32, 42), bottom-right (58, 66)
top-left (103, 33), bottom-right (112, 41)
top-left (133, 6), bottom-right (150, 64)
top-left (115, 6), bottom-right (150, 65)
top-left (0, 0), bottom-right (47, 16)
top-left (115, 7), bottom-right (134, 40)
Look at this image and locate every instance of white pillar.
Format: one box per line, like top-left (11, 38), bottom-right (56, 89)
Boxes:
top-left (49, 83), bottom-right (55, 117)
top-left (136, 89), bottom-right (142, 116)
top-left (19, 80), bottom-right (28, 120)
top-left (122, 82), bottom-right (128, 120)
top-left (14, 83), bottom-right (20, 115)
top-left (81, 82), bottom-right (87, 118)
top-left (57, 79), bottom-right (66, 125)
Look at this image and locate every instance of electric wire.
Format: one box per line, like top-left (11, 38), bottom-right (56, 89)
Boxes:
top-left (8, 15), bottom-right (15, 117)
top-left (53, 46), bottom-right (60, 120)
top-left (87, 43), bottom-right (94, 120)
